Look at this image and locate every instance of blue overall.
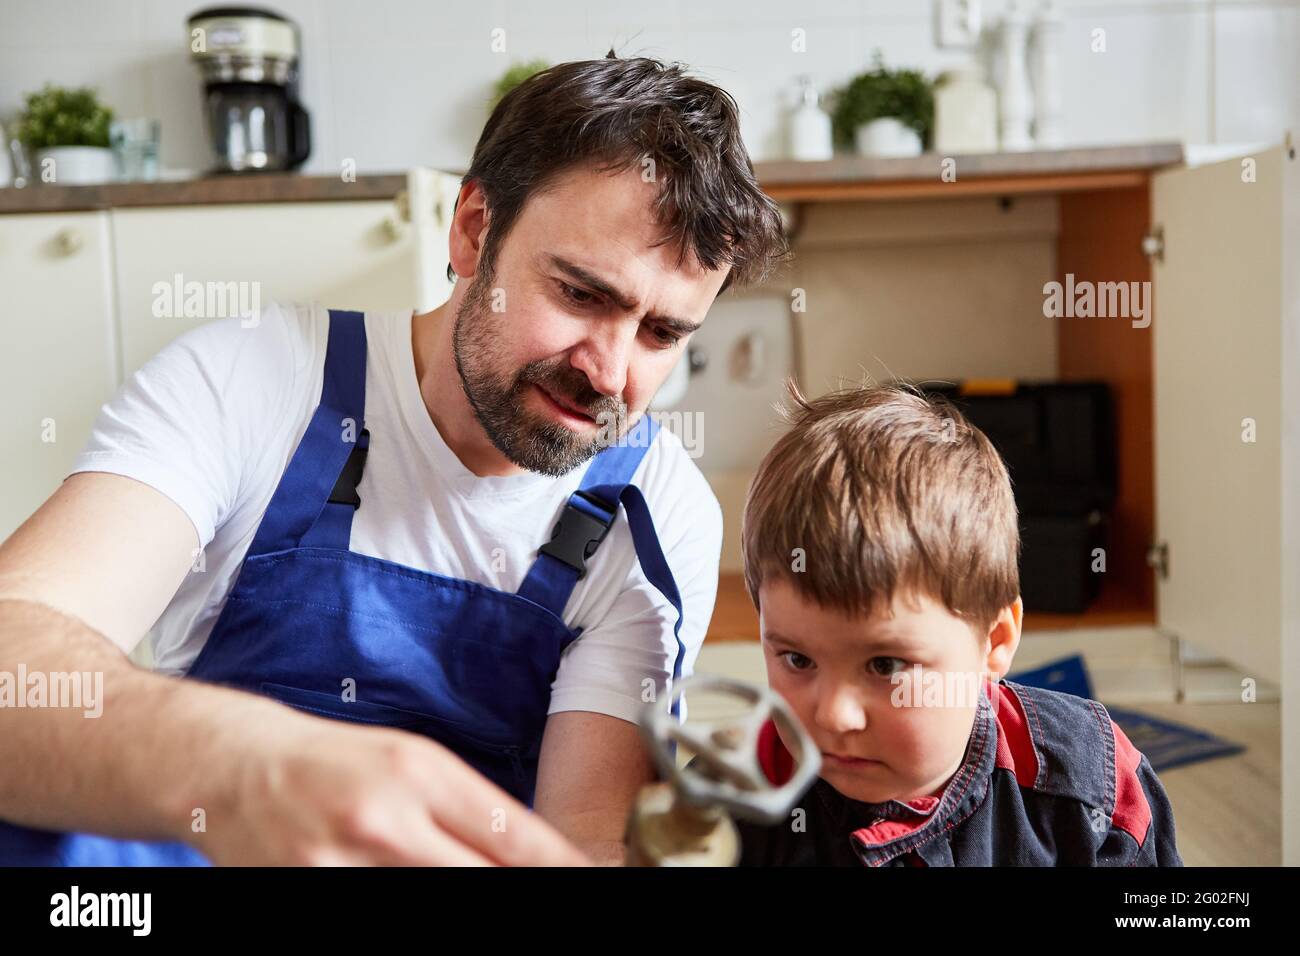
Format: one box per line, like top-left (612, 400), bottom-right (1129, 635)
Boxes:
top-left (0, 309), bottom-right (685, 866)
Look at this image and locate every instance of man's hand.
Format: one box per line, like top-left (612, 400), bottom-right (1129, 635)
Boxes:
top-left (0, 473), bottom-right (590, 866)
top-left (193, 715), bottom-right (591, 866)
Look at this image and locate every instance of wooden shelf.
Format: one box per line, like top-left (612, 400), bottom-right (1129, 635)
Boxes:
top-left (753, 142), bottom-right (1183, 203)
top-left (706, 572), bottom-right (1155, 644)
top-left (0, 172), bottom-right (408, 214)
top-left (0, 143), bottom-right (1184, 215)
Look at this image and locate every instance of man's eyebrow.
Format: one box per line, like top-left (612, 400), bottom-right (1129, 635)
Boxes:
top-left (545, 254), bottom-right (704, 335)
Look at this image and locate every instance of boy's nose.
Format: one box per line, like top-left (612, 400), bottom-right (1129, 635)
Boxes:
top-left (812, 684), bottom-right (868, 735)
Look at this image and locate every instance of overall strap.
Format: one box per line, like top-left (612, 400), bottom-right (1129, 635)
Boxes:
top-left (517, 414), bottom-right (687, 718)
top-left (248, 309), bottom-right (370, 557)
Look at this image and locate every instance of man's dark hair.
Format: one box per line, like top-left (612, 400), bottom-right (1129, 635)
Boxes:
top-left (452, 53), bottom-right (789, 294)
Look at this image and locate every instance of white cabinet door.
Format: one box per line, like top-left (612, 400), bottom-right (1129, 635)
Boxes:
top-left (1151, 145), bottom-right (1291, 677)
top-left (0, 211), bottom-right (117, 539)
top-left (111, 198), bottom-right (416, 375)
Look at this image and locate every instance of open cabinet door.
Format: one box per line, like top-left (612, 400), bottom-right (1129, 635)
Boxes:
top-left (406, 167), bottom-right (463, 312)
top-left (1151, 146), bottom-right (1287, 678)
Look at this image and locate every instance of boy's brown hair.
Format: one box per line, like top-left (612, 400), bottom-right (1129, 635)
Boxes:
top-left (741, 381), bottom-right (1020, 633)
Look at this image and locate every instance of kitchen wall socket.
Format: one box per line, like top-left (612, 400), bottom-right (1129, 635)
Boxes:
top-left (935, 0), bottom-right (982, 49)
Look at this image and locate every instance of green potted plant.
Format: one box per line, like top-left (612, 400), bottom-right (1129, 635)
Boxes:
top-left (828, 54), bottom-right (933, 158)
top-left (14, 84), bottom-right (116, 185)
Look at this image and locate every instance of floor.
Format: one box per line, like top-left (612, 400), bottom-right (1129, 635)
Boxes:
top-left (695, 625), bottom-right (1281, 867)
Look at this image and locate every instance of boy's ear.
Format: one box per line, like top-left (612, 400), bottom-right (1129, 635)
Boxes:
top-left (983, 597), bottom-right (1023, 681)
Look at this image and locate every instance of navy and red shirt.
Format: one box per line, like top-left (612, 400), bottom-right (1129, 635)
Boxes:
top-left (735, 678), bottom-right (1182, 867)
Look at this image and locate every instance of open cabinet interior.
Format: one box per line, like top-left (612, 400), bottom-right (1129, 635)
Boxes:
top-left (1047, 183), bottom-right (1156, 629)
top-left (704, 145), bottom-right (1295, 658)
top-left (704, 169), bottom-right (1169, 635)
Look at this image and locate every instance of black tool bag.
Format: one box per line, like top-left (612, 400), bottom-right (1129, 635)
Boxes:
top-left (922, 382), bottom-right (1117, 614)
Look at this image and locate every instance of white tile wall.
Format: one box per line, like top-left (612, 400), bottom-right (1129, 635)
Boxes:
top-left (2, 0), bottom-right (1296, 177)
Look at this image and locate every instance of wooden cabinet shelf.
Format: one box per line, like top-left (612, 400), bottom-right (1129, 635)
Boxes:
top-left (705, 573), bottom-right (1156, 644)
top-left (753, 143), bottom-right (1183, 202)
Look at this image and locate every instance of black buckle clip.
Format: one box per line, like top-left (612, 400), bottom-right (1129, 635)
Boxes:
top-left (539, 490), bottom-right (617, 579)
top-left (328, 428), bottom-right (370, 509)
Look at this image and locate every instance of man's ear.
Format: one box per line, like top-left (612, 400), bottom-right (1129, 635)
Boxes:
top-left (447, 179), bottom-right (490, 280)
top-left (983, 597), bottom-right (1023, 681)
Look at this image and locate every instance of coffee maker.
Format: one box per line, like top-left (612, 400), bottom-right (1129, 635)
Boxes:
top-left (187, 6), bottom-right (311, 173)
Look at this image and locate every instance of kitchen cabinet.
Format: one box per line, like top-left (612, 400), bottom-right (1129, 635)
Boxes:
top-left (716, 144), bottom-right (1299, 676)
top-left (710, 142), bottom-right (1299, 864)
top-left (0, 212), bottom-right (118, 539)
top-left (114, 197), bottom-right (426, 377)
top-left (0, 169), bottom-right (462, 539)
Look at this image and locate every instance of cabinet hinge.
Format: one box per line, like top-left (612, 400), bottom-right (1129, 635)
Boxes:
top-left (1141, 226), bottom-right (1165, 263)
top-left (1147, 541), bottom-right (1170, 580)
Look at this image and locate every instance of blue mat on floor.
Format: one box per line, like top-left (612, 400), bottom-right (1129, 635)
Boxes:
top-left (1008, 655), bottom-right (1245, 773)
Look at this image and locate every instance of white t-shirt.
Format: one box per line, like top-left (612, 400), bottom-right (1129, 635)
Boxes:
top-left (69, 301), bottom-right (723, 724)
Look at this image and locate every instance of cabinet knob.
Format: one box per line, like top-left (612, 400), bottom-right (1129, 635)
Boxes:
top-left (54, 228), bottom-right (83, 255)
top-left (380, 216), bottom-right (406, 242)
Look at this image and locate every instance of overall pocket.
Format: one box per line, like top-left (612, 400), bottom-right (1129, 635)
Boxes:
top-left (258, 682), bottom-right (531, 800)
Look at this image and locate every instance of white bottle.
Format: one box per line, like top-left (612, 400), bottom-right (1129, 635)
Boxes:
top-left (934, 68), bottom-right (998, 155)
top-left (998, 0), bottom-right (1035, 151)
top-left (1030, 0), bottom-right (1065, 148)
top-left (789, 76), bottom-right (833, 161)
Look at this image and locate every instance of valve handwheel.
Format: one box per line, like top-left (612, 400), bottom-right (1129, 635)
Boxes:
top-left (639, 674), bottom-right (822, 827)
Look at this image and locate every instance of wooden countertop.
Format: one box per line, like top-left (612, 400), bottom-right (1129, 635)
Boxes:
top-left (0, 171), bottom-right (409, 214)
top-left (706, 572), bottom-right (1156, 643)
top-left (0, 142), bottom-right (1183, 215)
top-left (756, 141), bottom-right (1183, 201)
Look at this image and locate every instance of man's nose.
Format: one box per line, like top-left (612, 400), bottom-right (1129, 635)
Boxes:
top-left (569, 322), bottom-right (634, 398)
top-left (813, 682), bottom-right (868, 735)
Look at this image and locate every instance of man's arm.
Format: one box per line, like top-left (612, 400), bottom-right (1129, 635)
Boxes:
top-left (0, 471), bottom-right (588, 865)
top-left (534, 711), bottom-right (655, 865)
top-left (0, 471), bottom-right (273, 837)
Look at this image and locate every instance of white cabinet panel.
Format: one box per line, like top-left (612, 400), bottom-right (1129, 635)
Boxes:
top-left (0, 212), bottom-right (117, 539)
top-left (1152, 145), bottom-right (1289, 677)
top-left (111, 199), bottom-right (417, 375)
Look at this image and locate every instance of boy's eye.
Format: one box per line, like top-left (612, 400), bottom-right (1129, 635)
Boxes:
top-left (868, 657), bottom-right (907, 678)
top-left (780, 651), bottom-right (814, 672)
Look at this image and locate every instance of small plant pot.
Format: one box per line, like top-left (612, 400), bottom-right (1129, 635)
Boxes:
top-left (854, 118), bottom-right (922, 158)
top-left (34, 146), bottom-right (116, 185)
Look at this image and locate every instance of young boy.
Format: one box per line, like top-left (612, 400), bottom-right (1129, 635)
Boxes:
top-left (734, 383), bottom-right (1181, 867)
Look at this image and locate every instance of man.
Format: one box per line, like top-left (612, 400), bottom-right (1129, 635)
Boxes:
top-left (0, 55), bottom-right (787, 865)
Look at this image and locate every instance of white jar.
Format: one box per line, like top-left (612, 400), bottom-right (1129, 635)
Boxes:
top-left (933, 68), bottom-right (998, 155)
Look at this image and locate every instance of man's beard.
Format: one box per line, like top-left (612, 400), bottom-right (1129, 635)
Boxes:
top-left (452, 271), bottom-right (630, 477)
